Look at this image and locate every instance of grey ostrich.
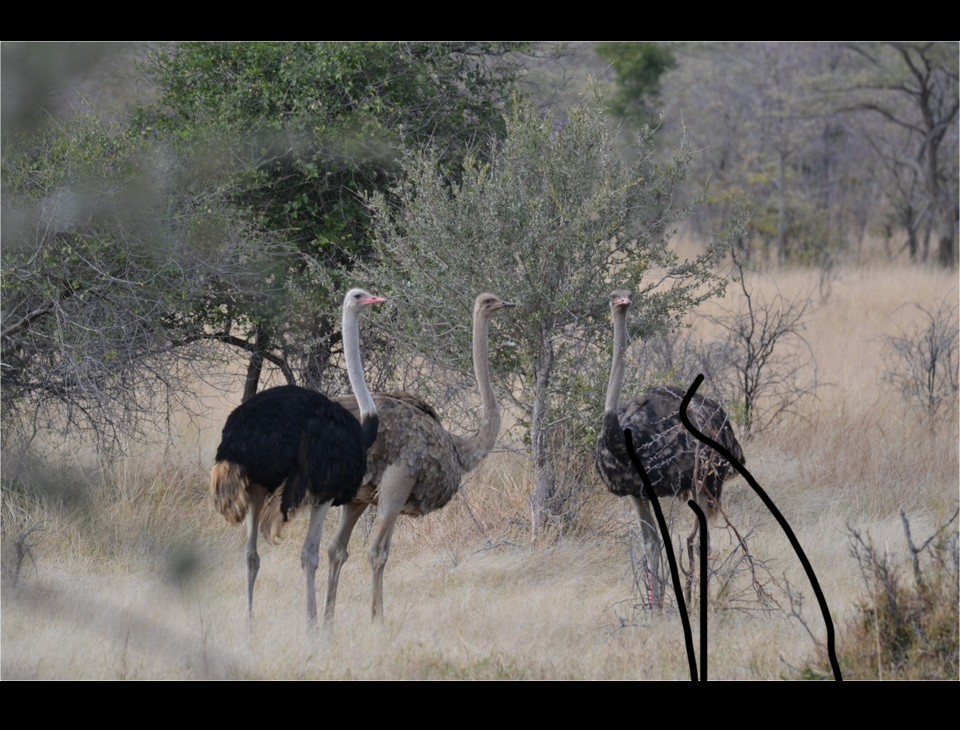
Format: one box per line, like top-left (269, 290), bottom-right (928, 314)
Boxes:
top-left (210, 288), bottom-right (385, 627)
top-left (595, 290), bottom-right (744, 608)
top-left (323, 292), bottom-right (514, 622)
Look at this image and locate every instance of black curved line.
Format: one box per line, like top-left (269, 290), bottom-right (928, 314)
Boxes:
top-left (624, 428), bottom-right (698, 682)
top-left (688, 499), bottom-right (708, 682)
top-left (678, 374), bottom-right (843, 682)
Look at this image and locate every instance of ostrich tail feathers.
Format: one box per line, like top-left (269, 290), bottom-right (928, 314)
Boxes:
top-left (210, 461), bottom-right (249, 525)
top-left (279, 471), bottom-right (307, 527)
top-left (259, 490), bottom-right (289, 544)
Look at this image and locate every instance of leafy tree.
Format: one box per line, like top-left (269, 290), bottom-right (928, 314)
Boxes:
top-left (141, 41), bottom-right (530, 397)
top-left (595, 42), bottom-right (676, 128)
top-left (1, 42), bottom-right (146, 142)
top-left (1, 111), bottom-right (272, 446)
top-left (2, 42), bottom-right (533, 449)
top-left (365, 97), bottom-right (741, 537)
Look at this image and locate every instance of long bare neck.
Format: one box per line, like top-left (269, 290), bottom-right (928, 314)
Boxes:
top-left (604, 306), bottom-right (627, 414)
top-left (459, 307), bottom-right (501, 471)
top-left (343, 305), bottom-right (377, 444)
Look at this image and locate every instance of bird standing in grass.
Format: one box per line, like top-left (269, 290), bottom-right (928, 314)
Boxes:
top-left (211, 288), bottom-right (385, 627)
top-left (596, 289), bottom-right (744, 608)
top-left (323, 292), bottom-right (514, 622)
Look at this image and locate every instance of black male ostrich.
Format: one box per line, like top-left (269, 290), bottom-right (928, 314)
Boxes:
top-left (210, 288), bottom-right (385, 626)
top-left (595, 290), bottom-right (744, 608)
top-left (322, 292), bottom-right (514, 622)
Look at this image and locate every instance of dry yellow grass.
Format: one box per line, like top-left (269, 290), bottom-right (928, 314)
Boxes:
top-left (2, 264), bottom-right (957, 679)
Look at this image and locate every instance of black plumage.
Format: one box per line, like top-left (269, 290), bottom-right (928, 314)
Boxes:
top-left (215, 384), bottom-right (372, 519)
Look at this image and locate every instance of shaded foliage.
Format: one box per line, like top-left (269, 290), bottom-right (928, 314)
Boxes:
top-left (138, 42), bottom-right (530, 395)
top-left (595, 42), bottom-right (676, 128)
top-left (1, 111), bottom-right (257, 445)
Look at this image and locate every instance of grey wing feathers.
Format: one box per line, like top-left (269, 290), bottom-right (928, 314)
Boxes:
top-left (378, 392), bottom-right (441, 422)
top-left (597, 386), bottom-right (743, 501)
top-left (336, 392), bottom-right (465, 516)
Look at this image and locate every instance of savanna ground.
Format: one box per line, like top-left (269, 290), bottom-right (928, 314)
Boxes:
top-left (2, 264), bottom-right (957, 680)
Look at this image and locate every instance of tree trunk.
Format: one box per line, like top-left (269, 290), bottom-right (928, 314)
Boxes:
top-left (935, 190), bottom-right (958, 268)
top-left (530, 331), bottom-right (557, 540)
top-left (908, 227), bottom-right (920, 262)
top-left (920, 82), bottom-right (956, 268)
top-left (241, 324), bottom-right (271, 403)
top-left (777, 149), bottom-right (788, 266)
top-left (301, 318), bottom-right (336, 392)
top-left (937, 231), bottom-right (956, 269)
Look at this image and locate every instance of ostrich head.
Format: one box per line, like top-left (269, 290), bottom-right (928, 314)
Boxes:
top-left (345, 288), bottom-right (387, 312)
top-left (609, 289), bottom-right (632, 313)
top-left (475, 292), bottom-right (515, 318)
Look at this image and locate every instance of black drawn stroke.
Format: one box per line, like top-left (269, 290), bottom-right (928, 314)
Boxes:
top-left (678, 374), bottom-right (843, 681)
top-left (688, 499), bottom-right (708, 681)
top-left (625, 428), bottom-right (699, 681)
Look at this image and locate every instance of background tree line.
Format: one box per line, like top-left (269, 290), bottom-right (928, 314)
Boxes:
top-left (636, 41), bottom-right (958, 268)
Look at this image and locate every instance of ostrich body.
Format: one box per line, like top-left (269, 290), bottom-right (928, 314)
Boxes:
top-left (323, 292), bottom-right (514, 622)
top-left (595, 290), bottom-right (744, 608)
top-left (210, 288), bottom-right (385, 626)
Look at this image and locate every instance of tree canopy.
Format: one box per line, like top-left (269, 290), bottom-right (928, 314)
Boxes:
top-left (1, 42), bottom-right (530, 445)
top-left (140, 42), bottom-right (531, 396)
top-left (595, 42), bottom-right (676, 128)
top-left (364, 97), bottom-right (741, 534)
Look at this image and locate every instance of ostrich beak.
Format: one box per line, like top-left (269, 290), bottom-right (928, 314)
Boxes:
top-left (362, 295), bottom-right (387, 307)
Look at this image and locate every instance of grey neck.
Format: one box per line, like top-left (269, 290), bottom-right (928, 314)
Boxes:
top-left (343, 306), bottom-right (376, 424)
top-left (604, 306), bottom-right (627, 414)
top-left (461, 307), bottom-right (501, 470)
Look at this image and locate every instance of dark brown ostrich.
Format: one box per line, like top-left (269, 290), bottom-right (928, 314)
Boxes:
top-left (595, 290), bottom-right (744, 608)
top-left (210, 288), bottom-right (385, 627)
top-left (322, 292), bottom-right (514, 622)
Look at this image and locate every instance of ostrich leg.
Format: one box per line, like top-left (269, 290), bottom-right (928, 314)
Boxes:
top-left (368, 465), bottom-right (416, 621)
top-left (324, 500), bottom-right (370, 623)
top-left (244, 485), bottom-right (267, 629)
top-left (301, 501), bottom-right (332, 626)
top-left (630, 495), bottom-right (664, 608)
